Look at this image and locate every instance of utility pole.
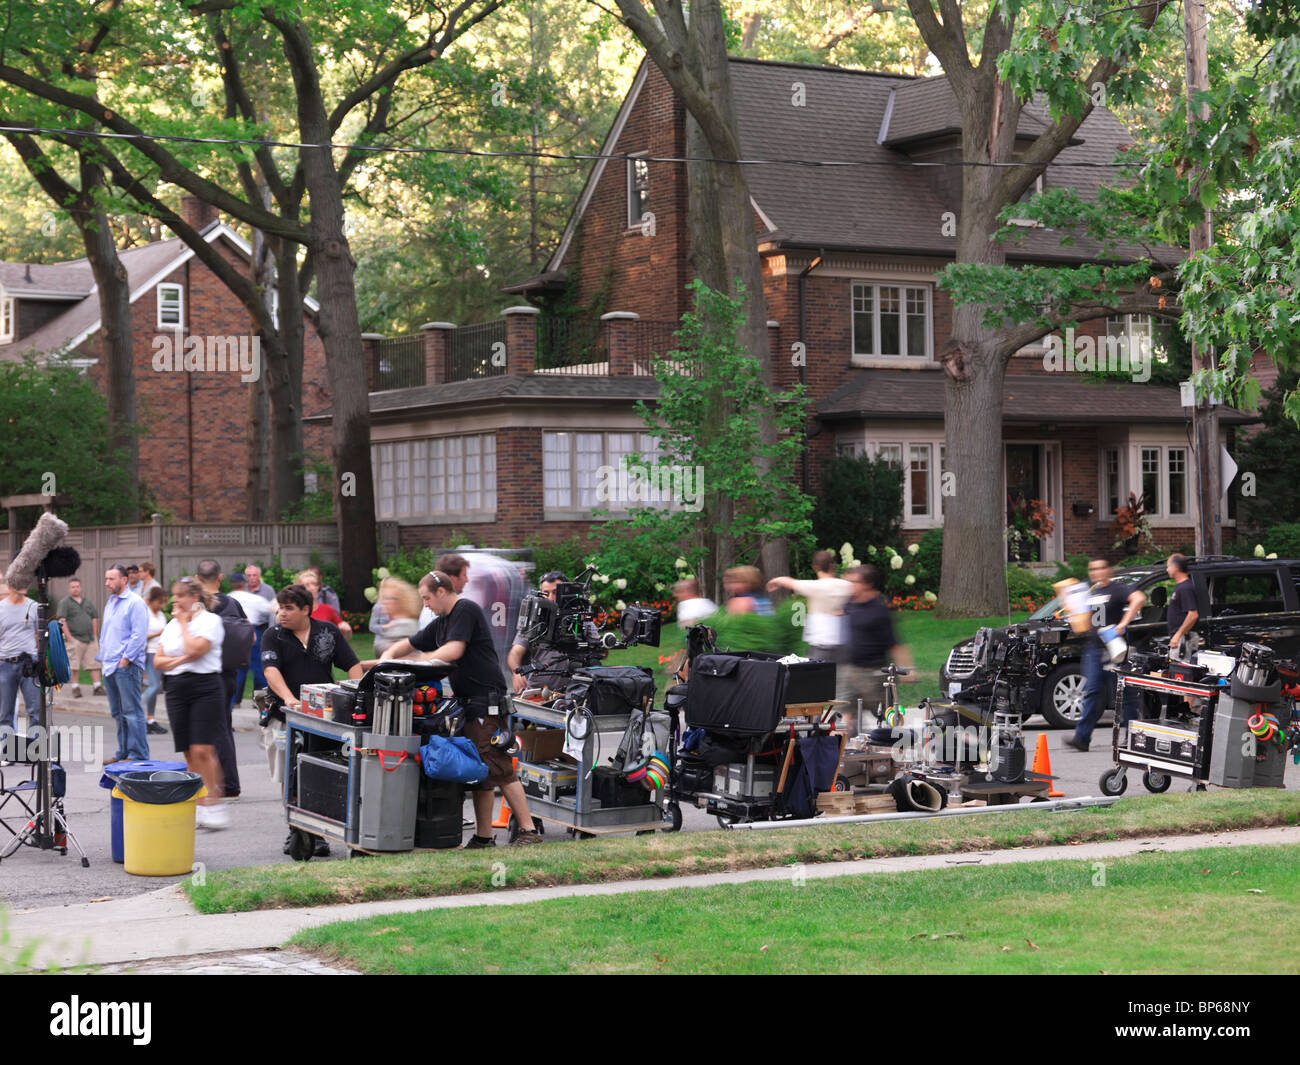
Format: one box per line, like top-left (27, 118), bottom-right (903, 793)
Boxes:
top-left (1184, 0), bottom-right (1220, 555)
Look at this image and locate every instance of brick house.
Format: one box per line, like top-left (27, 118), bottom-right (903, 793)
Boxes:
top-left (0, 197), bottom-right (333, 521)
top-left (352, 57), bottom-right (1250, 562)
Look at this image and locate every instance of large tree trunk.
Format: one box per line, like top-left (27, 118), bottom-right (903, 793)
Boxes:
top-left (936, 78), bottom-right (1020, 617)
top-left (270, 236), bottom-right (306, 517)
top-left (280, 19), bottom-right (377, 608)
top-left (76, 164), bottom-right (138, 518)
top-left (678, 1), bottom-right (790, 587)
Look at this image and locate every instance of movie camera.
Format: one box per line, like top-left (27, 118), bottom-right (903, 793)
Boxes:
top-left (515, 565), bottom-right (662, 671)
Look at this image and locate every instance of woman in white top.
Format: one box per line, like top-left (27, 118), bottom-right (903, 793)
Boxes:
top-left (142, 586), bottom-right (169, 734)
top-left (152, 578), bottom-right (228, 828)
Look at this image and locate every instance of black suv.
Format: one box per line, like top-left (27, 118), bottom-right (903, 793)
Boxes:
top-left (940, 557), bottom-right (1300, 728)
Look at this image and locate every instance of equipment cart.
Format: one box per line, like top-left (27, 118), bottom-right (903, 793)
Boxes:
top-left (1100, 670), bottom-right (1219, 796)
top-left (282, 707), bottom-right (423, 860)
top-left (509, 694), bottom-right (678, 838)
top-left (672, 703), bottom-right (846, 828)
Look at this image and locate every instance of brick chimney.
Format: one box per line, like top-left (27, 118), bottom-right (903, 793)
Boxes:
top-left (179, 194), bottom-right (218, 232)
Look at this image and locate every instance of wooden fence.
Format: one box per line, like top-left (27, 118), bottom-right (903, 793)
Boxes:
top-left (0, 517), bottom-right (338, 603)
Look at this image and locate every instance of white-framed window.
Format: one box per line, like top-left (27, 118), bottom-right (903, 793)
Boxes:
top-left (1101, 445), bottom-right (1122, 516)
top-left (371, 434), bottom-right (496, 520)
top-left (0, 297), bottom-right (13, 343)
top-left (157, 283), bottom-right (184, 328)
top-left (863, 438), bottom-right (944, 526)
top-left (544, 430), bottom-right (669, 512)
top-left (851, 283), bottom-right (931, 360)
top-left (1132, 443), bottom-right (1189, 519)
top-left (627, 153), bottom-right (650, 229)
top-left (835, 440), bottom-right (864, 458)
top-left (1107, 313), bottom-right (1155, 361)
top-left (908, 444), bottom-right (932, 518)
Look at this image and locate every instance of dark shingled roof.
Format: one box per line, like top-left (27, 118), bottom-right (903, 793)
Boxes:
top-left (817, 369), bottom-right (1257, 424)
top-left (881, 77), bottom-right (1057, 148)
top-left (726, 58), bottom-right (1149, 263)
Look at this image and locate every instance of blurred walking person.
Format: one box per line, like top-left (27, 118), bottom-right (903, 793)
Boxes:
top-left (839, 565), bottom-right (915, 740)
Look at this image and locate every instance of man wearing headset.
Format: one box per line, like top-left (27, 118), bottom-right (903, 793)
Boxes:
top-left (376, 571), bottom-right (543, 848)
top-left (506, 571), bottom-right (603, 694)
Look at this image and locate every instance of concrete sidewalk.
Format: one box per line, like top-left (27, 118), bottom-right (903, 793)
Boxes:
top-left (9, 824), bottom-right (1300, 972)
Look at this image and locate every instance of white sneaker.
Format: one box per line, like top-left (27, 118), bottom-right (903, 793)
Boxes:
top-left (196, 803), bottom-right (230, 830)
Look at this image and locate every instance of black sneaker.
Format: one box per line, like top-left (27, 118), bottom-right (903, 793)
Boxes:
top-left (1062, 735), bottom-right (1089, 753)
top-left (509, 830), bottom-right (545, 847)
top-left (147, 721), bottom-right (169, 735)
top-left (463, 834), bottom-right (495, 849)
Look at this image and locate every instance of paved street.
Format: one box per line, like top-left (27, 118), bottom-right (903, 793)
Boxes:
top-left (3, 693), bottom-right (1292, 911)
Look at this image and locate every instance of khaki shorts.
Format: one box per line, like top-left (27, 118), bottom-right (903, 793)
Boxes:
top-left (66, 637), bottom-right (100, 674)
top-left (461, 711), bottom-right (519, 791)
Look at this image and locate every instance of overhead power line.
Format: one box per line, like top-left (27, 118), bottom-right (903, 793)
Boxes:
top-left (0, 121), bottom-right (1143, 171)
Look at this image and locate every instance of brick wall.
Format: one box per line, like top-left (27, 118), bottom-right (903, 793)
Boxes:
top-left (79, 235), bottom-right (332, 521)
top-left (569, 64), bottom-right (691, 323)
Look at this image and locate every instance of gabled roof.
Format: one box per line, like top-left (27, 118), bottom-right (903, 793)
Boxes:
top-left (2, 221), bottom-right (319, 362)
top-left (536, 56), bottom-right (1151, 285)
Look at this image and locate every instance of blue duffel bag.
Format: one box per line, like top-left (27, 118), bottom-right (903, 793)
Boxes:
top-left (419, 735), bottom-right (489, 784)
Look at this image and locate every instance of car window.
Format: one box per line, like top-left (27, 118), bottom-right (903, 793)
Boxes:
top-left (1207, 572), bottom-right (1285, 614)
top-left (1137, 577), bottom-right (1173, 622)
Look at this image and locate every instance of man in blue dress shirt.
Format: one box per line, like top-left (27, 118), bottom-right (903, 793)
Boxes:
top-left (97, 564), bottom-right (150, 762)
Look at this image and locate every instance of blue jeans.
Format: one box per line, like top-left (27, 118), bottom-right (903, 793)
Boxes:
top-left (233, 626), bottom-right (267, 706)
top-left (1074, 642), bottom-right (1138, 747)
top-left (143, 652), bottom-right (164, 720)
top-left (104, 661), bottom-right (149, 760)
top-left (0, 659), bottom-right (41, 734)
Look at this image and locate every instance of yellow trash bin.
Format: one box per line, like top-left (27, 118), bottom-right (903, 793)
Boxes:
top-left (112, 784), bottom-right (207, 876)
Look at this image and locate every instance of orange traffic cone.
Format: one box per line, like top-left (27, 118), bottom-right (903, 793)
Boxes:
top-left (1033, 733), bottom-right (1064, 796)
top-left (492, 757), bottom-right (519, 828)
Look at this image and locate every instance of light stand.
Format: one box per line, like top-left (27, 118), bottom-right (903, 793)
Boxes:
top-left (0, 568), bottom-right (89, 866)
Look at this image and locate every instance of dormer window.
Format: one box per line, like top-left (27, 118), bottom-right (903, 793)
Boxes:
top-left (158, 283), bottom-right (184, 328)
top-left (627, 153), bottom-right (650, 229)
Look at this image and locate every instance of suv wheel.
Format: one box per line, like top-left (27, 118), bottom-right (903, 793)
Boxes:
top-left (1039, 664), bottom-right (1086, 729)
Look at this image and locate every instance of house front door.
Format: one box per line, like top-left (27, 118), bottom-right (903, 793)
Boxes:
top-left (1004, 442), bottom-right (1063, 564)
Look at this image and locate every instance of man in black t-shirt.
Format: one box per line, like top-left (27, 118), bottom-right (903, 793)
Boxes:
top-left (1064, 559), bottom-right (1147, 753)
top-left (377, 571), bottom-right (543, 849)
top-left (261, 584), bottom-right (363, 707)
top-left (263, 583), bottom-right (362, 857)
top-left (1166, 553), bottom-right (1200, 657)
top-left (838, 564), bottom-right (915, 738)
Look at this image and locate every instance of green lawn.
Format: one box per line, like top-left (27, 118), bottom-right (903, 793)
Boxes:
top-left (291, 843), bottom-right (1300, 974)
top-left (184, 789), bottom-right (1300, 913)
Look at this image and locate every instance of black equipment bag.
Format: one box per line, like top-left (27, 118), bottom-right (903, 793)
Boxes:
top-left (568, 666), bottom-right (654, 715)
top-left (783, 733), bottom-right (842, 819)
top-left (685, 652), bottom-right (788, 735)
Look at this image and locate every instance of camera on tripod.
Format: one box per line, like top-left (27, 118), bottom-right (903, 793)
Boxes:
top-left (515, 566), bottom-right (661, 671)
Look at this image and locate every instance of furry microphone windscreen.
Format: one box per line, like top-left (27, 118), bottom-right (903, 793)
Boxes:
top-left (4, 512), bottom-right (69, 591)
top-left (38, 545), bottom-right (82, 580)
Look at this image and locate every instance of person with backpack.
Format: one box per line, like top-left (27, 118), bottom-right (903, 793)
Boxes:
top-left (195, 559), bottom-right (253, 801)
top-left (154, 577), bottom-right (228, 828)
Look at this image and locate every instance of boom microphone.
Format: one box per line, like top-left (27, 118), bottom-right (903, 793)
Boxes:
top-left (38, 545), bottom-right (81, 580)
top-left (5, 512), bottom-right (69, 590)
